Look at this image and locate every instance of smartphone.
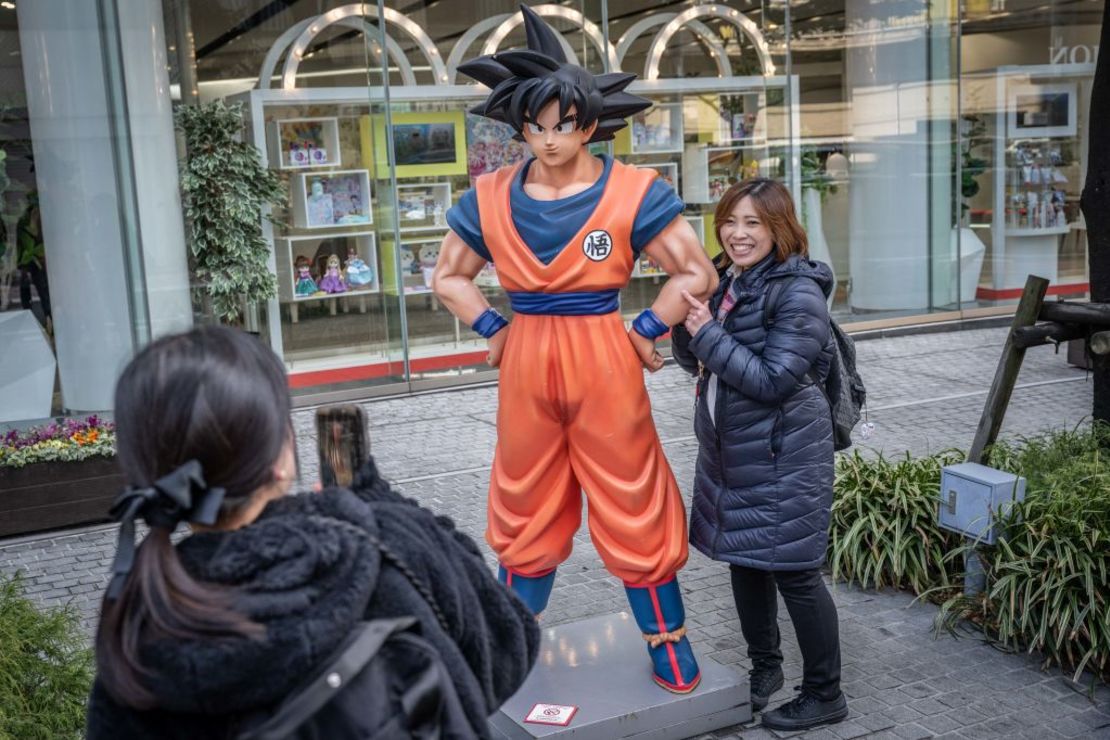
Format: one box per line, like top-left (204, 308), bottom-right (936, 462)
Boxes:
top-left (315, 405), bottom-right (369, 488)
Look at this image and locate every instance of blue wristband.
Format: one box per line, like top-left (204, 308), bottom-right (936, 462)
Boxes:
top-left (472, 308), bottom-right (509, 339)
top-left (631, 309), bottom-right (670, 340)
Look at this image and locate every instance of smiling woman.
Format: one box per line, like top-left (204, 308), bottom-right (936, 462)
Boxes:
top-left (671, 177), bottom-right (847, 732)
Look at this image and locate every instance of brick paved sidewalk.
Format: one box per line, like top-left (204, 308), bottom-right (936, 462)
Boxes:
top-left (2, 326), bottom-right (1108, 738)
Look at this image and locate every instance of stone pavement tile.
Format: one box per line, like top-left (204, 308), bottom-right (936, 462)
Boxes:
top-left (908, 697), bottom-right (949, 717)
top-left (890, 722), bottom-right (933, 740)
top-left (881, 703), bottom-right (925, 725)
top-left (918, 711), bottom-right (964, 734)
top-left (1051, 715), bottom-right (1110, 738)
top-left (828, 721), bottom-right (870, 739)
top-left (845, 696), bottom-right (887, 716)
top-left (1073, 707), bottom-right (1110, 730)
top-left (855, 713), bottom-right (897, 733)
top-left (782, 729), bottom-right (839, 740)
top-left (901, 682), bottom-right (939, 700)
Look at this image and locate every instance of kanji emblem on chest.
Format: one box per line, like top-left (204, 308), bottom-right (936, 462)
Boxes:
top-left (582, 230), bottom-right (613, 261)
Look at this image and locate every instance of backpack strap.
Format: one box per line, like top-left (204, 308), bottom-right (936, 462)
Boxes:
top-left (238, 617), bottom-right (421, 740)
top-left (763, 276), bottom-right (824, 389)
top-left (761, 277), bottom-right (790, 332)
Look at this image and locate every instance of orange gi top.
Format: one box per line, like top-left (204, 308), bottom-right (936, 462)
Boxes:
top-left (475, 159), bottom-right (689, 586)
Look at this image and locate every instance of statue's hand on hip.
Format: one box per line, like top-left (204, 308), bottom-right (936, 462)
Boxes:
top-left (628, 328), bottom-right (664, 373)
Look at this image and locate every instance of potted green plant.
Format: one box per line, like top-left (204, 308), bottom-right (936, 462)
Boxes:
top-left (176, 100), bottom-right (285, 324)
top-left (0, 416), bottom-right (121, 537)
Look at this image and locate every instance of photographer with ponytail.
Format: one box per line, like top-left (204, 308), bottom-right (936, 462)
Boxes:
top-left (87, 326), bottom-right (538, 738)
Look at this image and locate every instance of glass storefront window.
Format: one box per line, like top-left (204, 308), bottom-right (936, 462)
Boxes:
top-left (1, 0), bottom-right (176, 427)
top-left (3, 0), bottom-right (1101, 424)
top-left (960, 0), bottom-right (1100, 308)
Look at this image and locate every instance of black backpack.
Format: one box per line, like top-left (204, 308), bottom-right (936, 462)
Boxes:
top-left (236, 528), bottom-right (477, 740)
top-left (763, 278), bottom-right (867, 451)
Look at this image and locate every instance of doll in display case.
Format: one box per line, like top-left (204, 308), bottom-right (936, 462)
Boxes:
top-left (294, 255), bottom-right (319, 297)
top-left (418, 243), bottom-right (439, 289)
top-left (345, 244), bottom-right (374, 288)
top-left (317, 253), bottom-right (347, 294)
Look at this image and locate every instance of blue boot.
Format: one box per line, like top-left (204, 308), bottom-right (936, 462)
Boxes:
top-left (498, 565), bottom-right (556, 616)
top-left (624, 577), bottom-right (701, 693)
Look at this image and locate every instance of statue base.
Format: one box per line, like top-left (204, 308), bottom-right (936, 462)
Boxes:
top-left (489, 611), bottom-right (751, 739)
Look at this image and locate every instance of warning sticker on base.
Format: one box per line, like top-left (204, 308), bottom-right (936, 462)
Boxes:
top-left (524, 703), bottom-right (578, 726)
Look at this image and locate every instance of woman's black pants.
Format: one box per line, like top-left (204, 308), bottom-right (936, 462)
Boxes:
top-left (729, 564), bottom-right (842, 701)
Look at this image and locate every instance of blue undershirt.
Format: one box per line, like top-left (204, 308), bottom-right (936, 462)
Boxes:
top-left (446, 154), bottom-right (685, 265)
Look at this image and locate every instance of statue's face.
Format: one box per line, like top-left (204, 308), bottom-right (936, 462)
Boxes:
top-left (520, 100), bottom-right (595, 169)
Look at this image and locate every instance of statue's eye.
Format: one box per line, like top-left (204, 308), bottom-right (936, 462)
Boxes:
top-left (525, 122), bottom-right (543, 135)
top-left (553, 121), bottom-right (574, 134)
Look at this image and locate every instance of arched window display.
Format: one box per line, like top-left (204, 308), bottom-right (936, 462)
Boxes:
top-left (231, 1), bottom-right (795, 397)
top-left (149, 0), bottom-right (1099, 403)
top-left (0, 0), bottom-right (1098, 423)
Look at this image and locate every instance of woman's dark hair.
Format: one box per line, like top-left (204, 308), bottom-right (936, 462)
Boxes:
top-left (713, 177), bottom-right (809, 270)
top-left (96, 326), bottom-right (292, 709)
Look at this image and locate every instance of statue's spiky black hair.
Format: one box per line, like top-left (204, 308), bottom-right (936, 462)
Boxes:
top-left (457, 4), bottom-right (651, 143)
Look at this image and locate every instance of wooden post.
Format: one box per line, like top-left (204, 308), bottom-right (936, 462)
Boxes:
top-left (967, 275), bottom-right (1050, 464)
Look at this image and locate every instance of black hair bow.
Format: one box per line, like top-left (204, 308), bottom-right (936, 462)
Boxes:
top-left (105, 460), bottom-right (226, 601)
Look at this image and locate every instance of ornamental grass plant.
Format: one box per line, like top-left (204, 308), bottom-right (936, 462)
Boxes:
top-left (828, 449), bottom-right (966, 595)
top-left (0, 574), bottom-right (92, 739)
top-left (0, 416), bottom-right (115, 469)
top-left (936, 425), bottom-right (1110, 684)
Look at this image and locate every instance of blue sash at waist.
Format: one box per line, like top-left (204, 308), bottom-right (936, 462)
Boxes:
top-left (507, 290), bottom-right (620, 316)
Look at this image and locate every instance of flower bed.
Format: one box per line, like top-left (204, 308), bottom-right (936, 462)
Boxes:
top-left (0, 416), bottom-right (116, 469)
top-left (0, 416), bottom-right (122, 538)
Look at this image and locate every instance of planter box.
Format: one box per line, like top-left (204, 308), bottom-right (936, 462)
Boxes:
top-left (0, 457), bottom-right (123, 538)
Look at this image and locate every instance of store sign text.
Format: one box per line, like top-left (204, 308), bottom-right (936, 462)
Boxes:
top-left (1049, 44), bottom-right (1099, 65)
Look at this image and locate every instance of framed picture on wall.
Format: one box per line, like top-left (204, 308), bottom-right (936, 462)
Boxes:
top-left (717, 94), bottom-right (758, 143)
top-left (291, 170), bottom-right (372, 229)
top-left (466, 114), bottom-right (530, 184)
top-left (1007, 82), bottom-right (1077, 138)
top-left (268, 117), bottom-right (341, 169)
top-left (361, 111), bottom-right (468, 178)
top-left (629, 103), bottom-right (684, 154)
top-left (397, 183), bottom-right (452, 231)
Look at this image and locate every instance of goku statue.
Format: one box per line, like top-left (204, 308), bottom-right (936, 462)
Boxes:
top-left (432, 4), bottom-right (718, 693)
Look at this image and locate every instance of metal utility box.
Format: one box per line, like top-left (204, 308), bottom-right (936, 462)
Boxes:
top-left (938, 463), bottom-right (1026, 545)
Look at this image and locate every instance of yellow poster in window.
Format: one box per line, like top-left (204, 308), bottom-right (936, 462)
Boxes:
top-left (360, 111), bottom-right (468, 179)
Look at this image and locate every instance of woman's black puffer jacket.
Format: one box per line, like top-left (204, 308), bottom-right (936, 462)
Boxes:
top-left (671, 253), bottom-right (836, 571)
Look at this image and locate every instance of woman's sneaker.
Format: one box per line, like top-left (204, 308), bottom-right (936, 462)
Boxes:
top-left (749, 666), bottom-right (784, 711)
top-left (761, 687), bottom-right (848, 731)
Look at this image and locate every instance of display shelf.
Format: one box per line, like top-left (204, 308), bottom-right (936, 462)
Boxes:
top-left (277, 232), bottom-right (379, 302)
top-left (291, 169), bottom-right (373, 229)
top-left (629, 103), bottom-right (684, 154)
top-left (682, 143), bottom-right (760, 203)
top-left (380, 237), bottom-right (443, 296)
top-left (643, 161), bottom-right (678, 191)
top-left (268, 117), bottom-right (341, 169)
top-left (633, 216), bottom-right (705, 278)
top-left (1005, 226), bottom-right (1070, 237)
top-left (978, 67), bottom-right (1088, 293)
top-left (716, 92), bottom-right (763, 144)
top-left (397, 182), bottom-right (452, 232)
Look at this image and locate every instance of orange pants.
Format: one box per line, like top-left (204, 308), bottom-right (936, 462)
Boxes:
top-left (486, 312), bottom-right (689, 586)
